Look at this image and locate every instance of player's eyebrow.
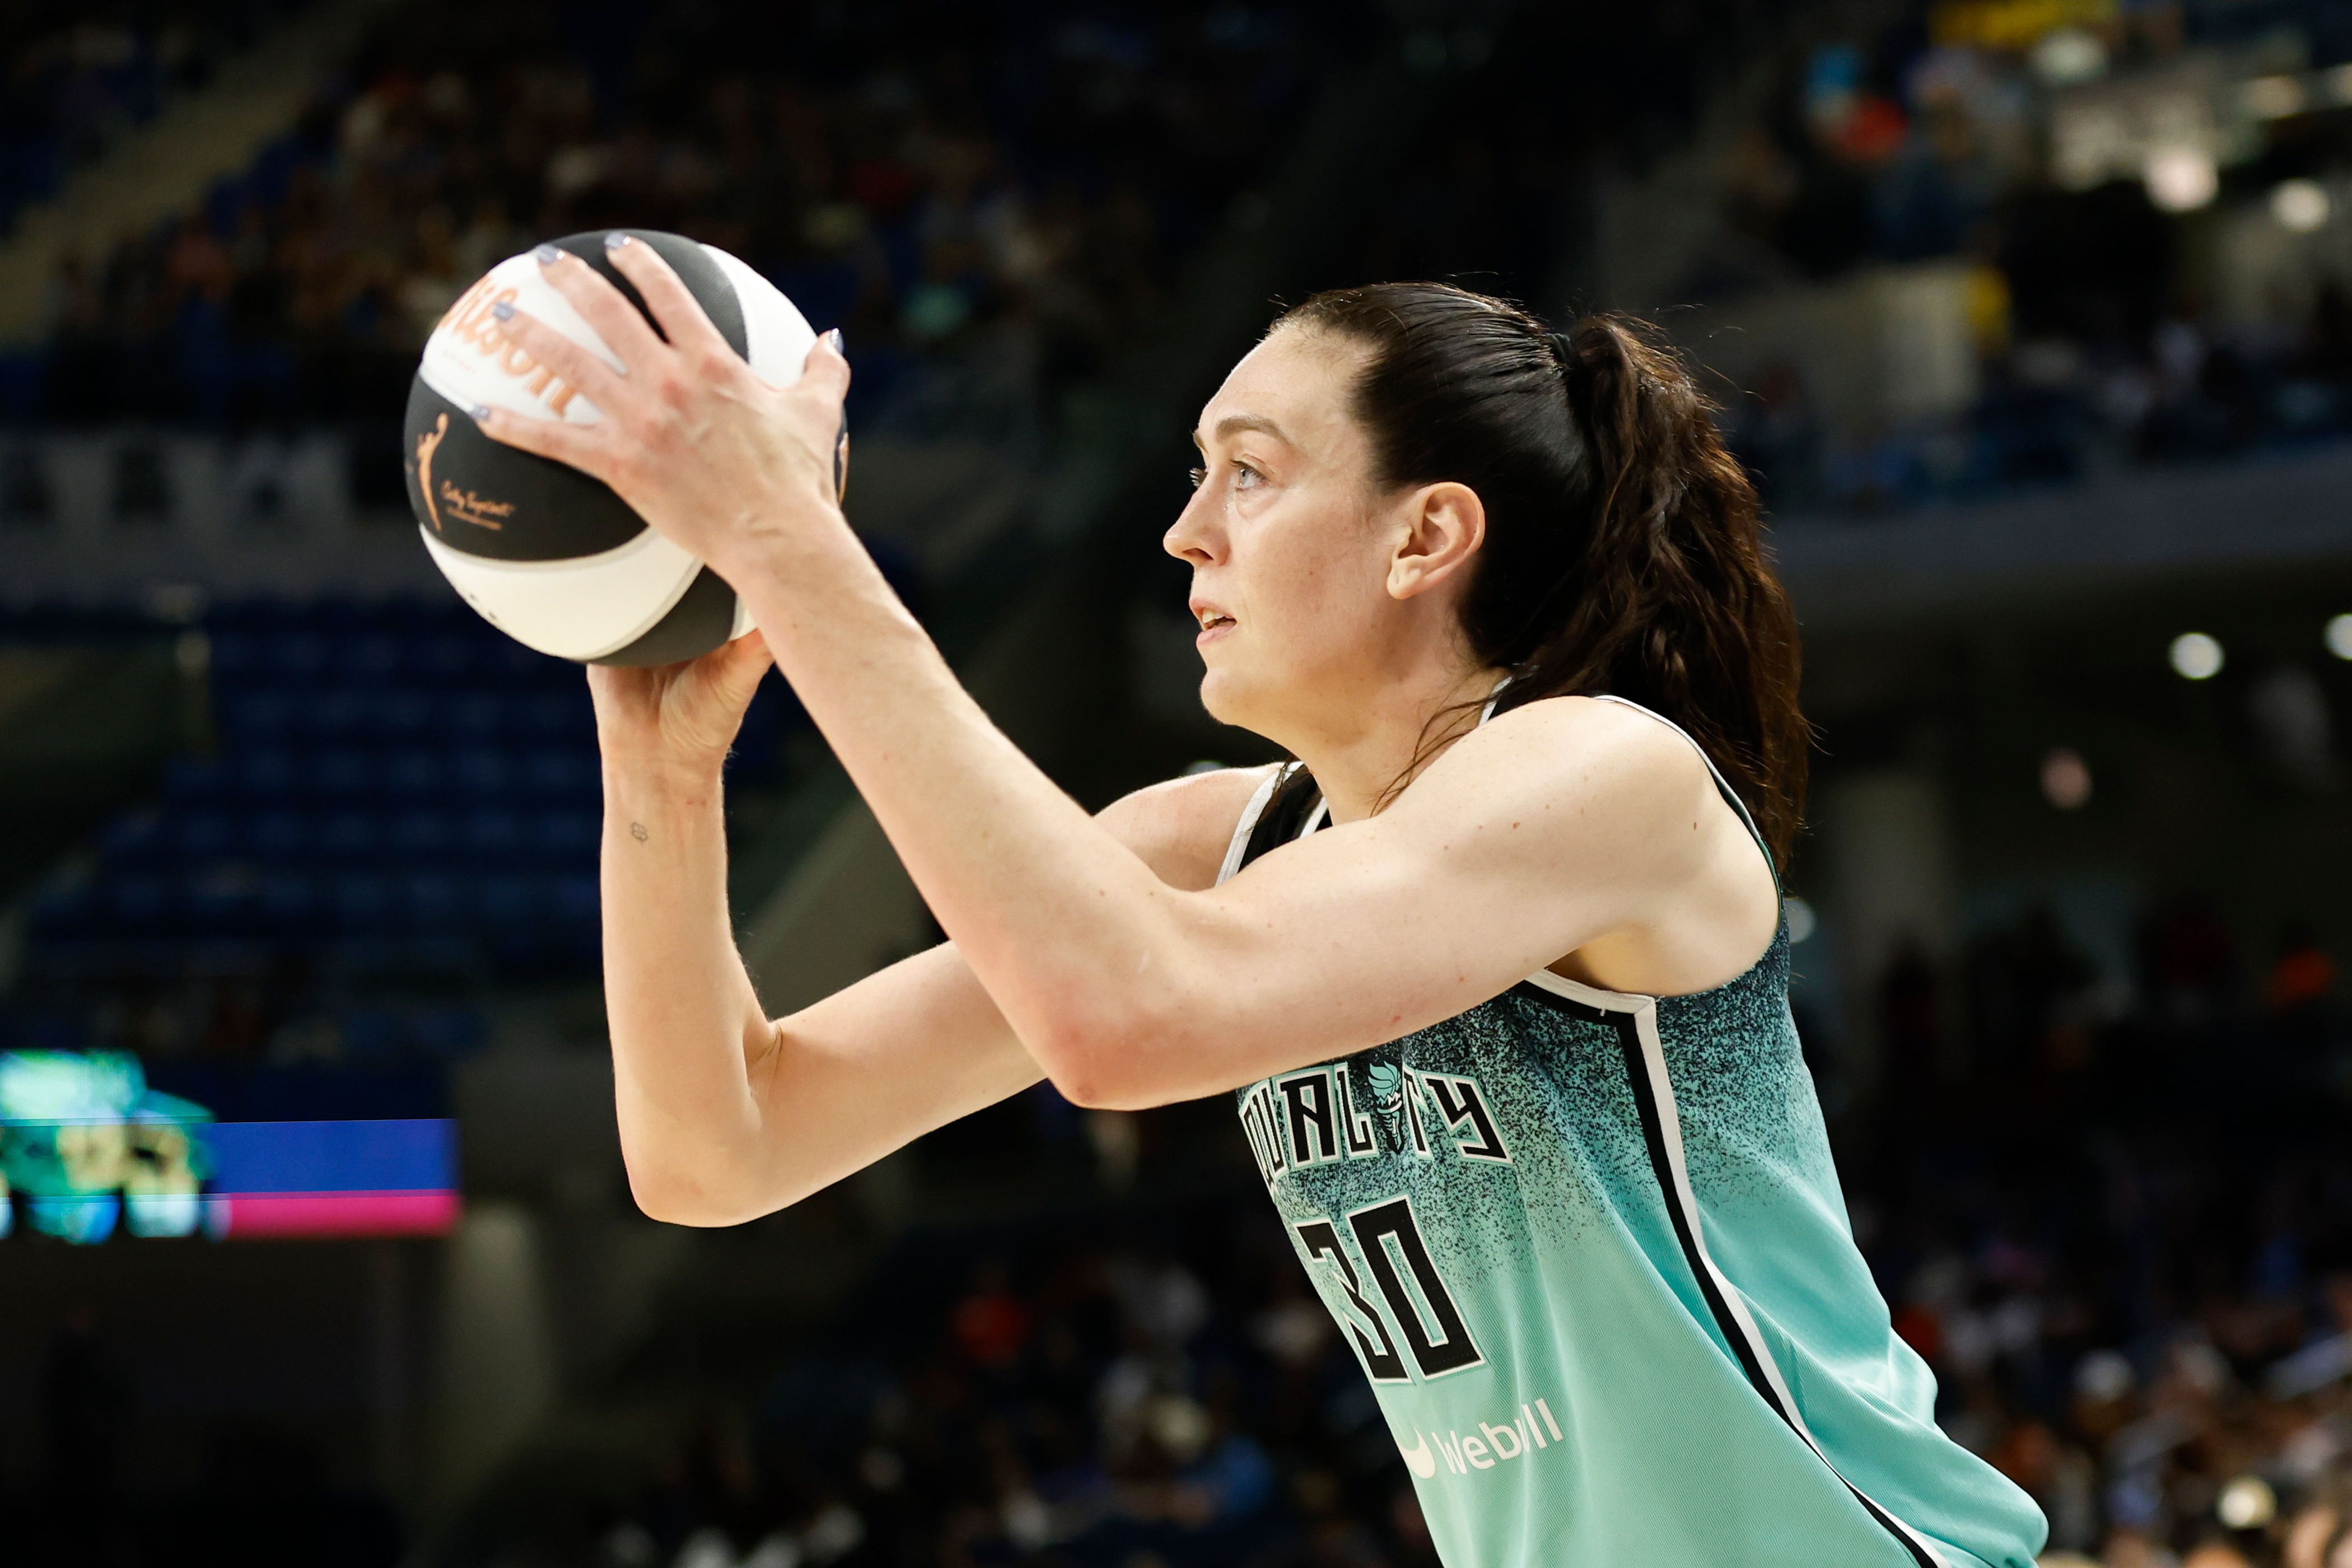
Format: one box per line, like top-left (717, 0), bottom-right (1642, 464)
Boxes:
top-left (1192, 413), bottom-right (1290, 451)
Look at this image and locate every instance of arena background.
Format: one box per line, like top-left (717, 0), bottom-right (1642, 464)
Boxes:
top-left (2, 1), bottom-right (2350, 1564)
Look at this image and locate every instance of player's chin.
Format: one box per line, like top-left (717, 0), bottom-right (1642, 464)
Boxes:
top-left (1195, 666), bottom-right (1259, 731)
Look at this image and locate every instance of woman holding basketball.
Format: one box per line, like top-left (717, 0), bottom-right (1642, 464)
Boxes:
top-left (478, 246), bottom-right (2047, 1567)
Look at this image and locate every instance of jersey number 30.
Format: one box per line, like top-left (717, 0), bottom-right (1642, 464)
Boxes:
top-left (1296, 1196), bottom-right (1481, 1383)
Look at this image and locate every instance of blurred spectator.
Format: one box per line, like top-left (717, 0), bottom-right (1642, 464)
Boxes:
top-left (22, 0), bottom-right (1340, 432)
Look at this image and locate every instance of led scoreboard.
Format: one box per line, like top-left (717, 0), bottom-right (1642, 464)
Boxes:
top-left (0, 1051), bottom-right (459, 1243)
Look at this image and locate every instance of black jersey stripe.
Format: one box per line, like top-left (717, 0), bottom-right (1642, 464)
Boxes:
top-left (1594, 1002), bottom-right (1944, 1568)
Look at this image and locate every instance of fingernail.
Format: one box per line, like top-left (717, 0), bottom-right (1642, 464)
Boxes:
top-left (531, 243), bottom-right (561, 266)
top-left (490, 300), bottom-right (514, 321)
top-left (823, 328), bottom-right (844, 355)
top-left (604, 230), bottom-right (631, 250)
top-left (468, 404), bottom-right (492, 421)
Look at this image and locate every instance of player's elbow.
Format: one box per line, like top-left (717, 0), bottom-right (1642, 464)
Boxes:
top-left (623, 1153), bottom-right (765, 1228)
top-left (1032, 1000), bottom-right (1187, 1112)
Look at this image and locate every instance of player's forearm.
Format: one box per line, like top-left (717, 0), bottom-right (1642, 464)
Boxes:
top-left (599, 757), bottom-right (778, 1222)
top-left (724, 521), bottom-right (1198, 1100)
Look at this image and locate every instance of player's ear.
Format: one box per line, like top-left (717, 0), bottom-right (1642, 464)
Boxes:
top-left (1387, 481), bottom-right (1486, 602)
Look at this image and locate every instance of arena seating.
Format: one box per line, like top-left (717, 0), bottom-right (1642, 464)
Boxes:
top-left (8, 595), bottom-right (802, 1065)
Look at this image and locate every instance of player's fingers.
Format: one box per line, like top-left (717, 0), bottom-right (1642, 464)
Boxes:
top-left (486, 303), bottom-right (629, 414)
top-left (797, 329), bottom-right (852, 411)
top-left (713, 629), bottom-right (774, 705)
top-left (470, 402), bottom-right (613, 479)
top-left (531, 242), bottom-right (666, 369)
top-left (603, 232), bottom-right (736, 366)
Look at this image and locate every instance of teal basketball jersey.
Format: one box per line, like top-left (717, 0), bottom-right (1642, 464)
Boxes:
top-left (1222, 697), bottom-right (2046, 1567)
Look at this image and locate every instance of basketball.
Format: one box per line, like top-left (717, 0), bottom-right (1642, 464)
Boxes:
top-left (401, 229), bottom-right (819, 665)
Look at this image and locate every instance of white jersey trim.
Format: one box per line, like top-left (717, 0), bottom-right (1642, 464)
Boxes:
top-left (1215, 764), bottom-right (1290, 887)
top-left (1618, 998), bottom-right (1956, 1568)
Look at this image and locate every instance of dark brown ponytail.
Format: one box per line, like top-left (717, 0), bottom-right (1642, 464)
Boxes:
top-left (1278, 283), bottom-right (1810, 866)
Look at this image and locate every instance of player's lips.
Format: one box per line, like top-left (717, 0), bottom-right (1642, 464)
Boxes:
top-left (1191, 599), bottom-right (1236, 646)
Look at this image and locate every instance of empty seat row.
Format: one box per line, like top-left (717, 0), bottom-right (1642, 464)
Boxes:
top-left (207, 628), bottom-right (574, 688)
top-left (31, 870), bottom-right (600, 942)
top-left (162, 746), bottom-right (601, 805)
top-left (216, 687), bottom-right (596, 745)
top-left (101, 805), bottom-right (601, 869)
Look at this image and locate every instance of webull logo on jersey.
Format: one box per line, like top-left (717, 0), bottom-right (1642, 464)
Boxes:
top-left (1398, 1397), bottom-right (1567, 1480)
top-left (1236, 1053), bottom-right (1509, 1188)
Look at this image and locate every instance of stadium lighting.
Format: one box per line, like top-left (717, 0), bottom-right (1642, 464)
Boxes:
top-left (2030, 29), bottom-right (2106, 86)
top-left (2217, 1476), bottom-right (2276, 1529)
top-left (2144, 147), bottom-right (2218, 213)
top-left (2169, 632), bottom-right (2225, 680)
top-left (2040, 747), bottom-right (2093, 810)
top-left (2326, 614), bottom-right (2352, 660)
top-left (2272, 179), bottom-right (2331, 233)
top-left (2242, 75), bottom-right (2306, 120)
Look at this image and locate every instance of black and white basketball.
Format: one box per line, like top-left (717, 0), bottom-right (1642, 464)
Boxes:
top-left (403, 229), bottom-right (818, 665)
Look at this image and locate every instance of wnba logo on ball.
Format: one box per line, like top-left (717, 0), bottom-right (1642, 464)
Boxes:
top-left (432, 276), bottom-right (586, 418)
top-left (410, 413), bottom-right (514, 532)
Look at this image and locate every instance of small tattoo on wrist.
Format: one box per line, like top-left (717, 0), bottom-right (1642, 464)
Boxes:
top-left (630, 821), bottom-right (649, 842)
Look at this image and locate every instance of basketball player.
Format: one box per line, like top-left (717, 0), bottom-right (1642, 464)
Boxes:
top-left (478, 245), bottom-right (2048, 1566)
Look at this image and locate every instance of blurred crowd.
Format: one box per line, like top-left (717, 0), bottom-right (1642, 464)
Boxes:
top-left (20, 0), bottom-right (1342, 434)
top-left (1712, 0), bottom-right (2352, 513)
top-left (562, 1186), bottom-right (1436, 1568)
top-left (1847, 895), bottom-right (2352, 1566)
top-left (0, 3), bottom-right (305, 238)
top-left (1341, 0), bottom-right (2352, 518)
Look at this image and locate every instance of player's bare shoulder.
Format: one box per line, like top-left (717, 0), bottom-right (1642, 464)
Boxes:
top-left (1096, 764), bottom-right (1284, 892)
top-left (1398, 695), bottom-right (1727, 883)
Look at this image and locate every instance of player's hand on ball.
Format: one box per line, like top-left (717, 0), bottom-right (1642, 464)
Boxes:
top-left (469, 234), bottom-right (850, 582)
top-left (586, 628), bottom-right (776, 780)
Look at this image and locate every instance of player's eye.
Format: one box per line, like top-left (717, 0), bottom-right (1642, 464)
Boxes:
top-left (1233, 461), bottom-right (1263, 488)
top-left (1188, 466), bottom-right (1207, 490)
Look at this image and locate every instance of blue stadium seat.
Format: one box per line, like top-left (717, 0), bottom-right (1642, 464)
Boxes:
top-left (447, 691), bottom-right (505, 741)
top-left (261, 629), bottom-right (332, 682)
top-left (105, 875), bottom-right (178, 936)
top-left (307, 748), bottom-right (374, 800)
top-left (316, 809), bottom-right (382, 864)
top-left (221, 689), bottom-right (297, 741)
top-left (183, 869), bottom-right (260, 938)
top-left (522, 750), bottom-right (599, 801)
top-left (383, 748), bottom-right (448, 796)
top-left (348, 632), bottom-right (404, 684)
top-left (399, 872), bottom-right (463, 932)
top-left (231, 748), bottom-right (297, 801)
top-left (389, 809), bottom-right (454, 861)
top-left (459, 807), bottom-right (523, 864)
top-left (529, 808), bottom-right (600, 866)
top-left (170, 810), bottom-right (235, 863)
top-left (373, 689), bottom-right (433, 743)
top-left (451, 748), bottom-right (511, 795)
top-left (256, 871), bottom-right (316, 937)
top-left (328, 874), bottom-right (395, 936)
top-left (248, 808), bottom-right (310, 862)
top-left (304, 687), bottom-right (368, 742)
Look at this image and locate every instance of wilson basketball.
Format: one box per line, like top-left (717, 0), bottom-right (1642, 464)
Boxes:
top-left (402, 229), bottom-right (818, 665)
